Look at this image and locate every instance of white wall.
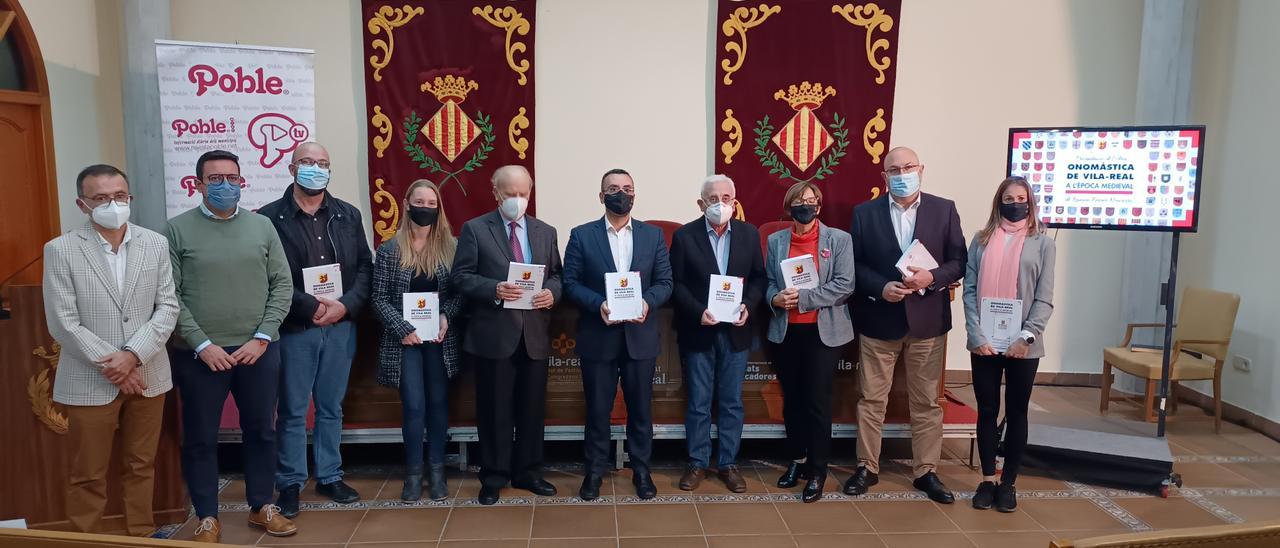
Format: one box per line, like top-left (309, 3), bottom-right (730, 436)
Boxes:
top-left (1181, 0), bottom-right (1280, 422)
top-left (21, 0), bottom-right (126, 231)
top-left (28, 0), bottom-right (1150, 376)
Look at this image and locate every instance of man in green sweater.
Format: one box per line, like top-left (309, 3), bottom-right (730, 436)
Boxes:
top-left (166, 150), bottom-right (296, 543)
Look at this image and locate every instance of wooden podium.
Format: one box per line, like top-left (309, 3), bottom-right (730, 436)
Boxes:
top-left (0, 285), bottom-right (187, 531)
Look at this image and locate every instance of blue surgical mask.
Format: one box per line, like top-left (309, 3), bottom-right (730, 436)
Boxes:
top-left (295, 164), bottom-right (330, 191)
top-left (888, 171), bottom-right (921, 198)
top-left (206, 181), bottom-right (241, 211)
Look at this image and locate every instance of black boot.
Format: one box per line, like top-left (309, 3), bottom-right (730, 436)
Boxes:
top-left (776, 461), bottom-right (810, 488)
top-left (428, 464), bottom-right (449, 501)
top-left (401, 465), bottom-right (424, 502)
top-left (802, 469), bottom-right (827, 503)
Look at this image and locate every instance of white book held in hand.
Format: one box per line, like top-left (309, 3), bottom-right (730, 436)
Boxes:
top-left (895, 239), bottom-right (938, 294)
top-left (403, 292), bottom-right (440, 341)
top-left (780, 254), bottom-right (818, 289)
top-left (707, 274), bottom-right (743, 324)
top-left (504, 262), bottom-right (546, 310)
top-left (605, 271), bottom-right (644, 321)
top-left (980, 297), bottom-right (1022, 353)
top-left (302, 263), bottom-right (343, 298)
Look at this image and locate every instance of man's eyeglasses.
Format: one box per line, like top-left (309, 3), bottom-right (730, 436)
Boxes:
top-left (295, 158), bottom-right (331, 169)
top-left (204, 174), bottom-right (244, 185)
top-left (604, 186), bottom-right (635, 195)
top-left (884, 163), bottom-right (921, 176)
top-left (83, 193), bottom-right (131, 206)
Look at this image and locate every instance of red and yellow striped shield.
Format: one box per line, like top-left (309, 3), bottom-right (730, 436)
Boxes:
top-left (421, 100), bottom-right (480, 162)
top-left (771, 105), bottom-right (833, 172)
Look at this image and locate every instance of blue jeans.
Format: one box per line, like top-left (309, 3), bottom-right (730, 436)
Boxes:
top-left (682, 330), bottom-right (748, 468)
top-left (275, 321), bottom-right (356, 490)
top-left (401, 342), bottom-right (450, 468)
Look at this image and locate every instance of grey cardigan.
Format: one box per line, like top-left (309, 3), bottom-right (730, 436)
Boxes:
top-left (764, 222), bottom-right (856, 347)
top-left (962, 230), bottom-right (1056, 358)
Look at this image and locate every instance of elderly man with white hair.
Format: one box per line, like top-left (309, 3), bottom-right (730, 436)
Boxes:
top-left (451, 164), bottom-right (563, 505)
top-left (667, 174), bottom-right (767, 493)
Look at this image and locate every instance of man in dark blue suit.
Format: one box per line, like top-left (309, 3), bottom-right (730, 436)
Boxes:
top-left (562, 169), bottom-right (673, 500)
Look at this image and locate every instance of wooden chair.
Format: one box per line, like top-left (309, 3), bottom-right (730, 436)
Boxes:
top-left (1100, 287), bottom-right (1240, 432)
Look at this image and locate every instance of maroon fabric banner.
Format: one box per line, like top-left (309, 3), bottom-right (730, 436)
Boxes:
top-left (714, 0), bottom-right (901, 228)
top-left (362, 1), bottom-right (535, 244)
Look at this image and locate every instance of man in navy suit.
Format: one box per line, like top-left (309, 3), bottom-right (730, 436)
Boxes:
top-left (563, 169), bottom-right (673, 500)
top-left (845, 146), bottom-right (966, 504)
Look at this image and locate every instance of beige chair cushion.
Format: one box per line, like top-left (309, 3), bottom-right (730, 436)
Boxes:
top-left (1104, 347), bottom-right (1217, 381)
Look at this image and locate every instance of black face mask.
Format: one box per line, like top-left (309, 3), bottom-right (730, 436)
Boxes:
top-left (999, 202), bottom-right (1030, 222)
top-left (790, 204), bottom-right (819, 224)
top-left (408, 205), bottom-right (439, 227)
top-left (298, 185), bottom-right (325, 197)
top-left (603, 191), bottom-right (634, 215)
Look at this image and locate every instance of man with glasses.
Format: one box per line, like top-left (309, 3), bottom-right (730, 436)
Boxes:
top-left (257, 143), bottom-right (372, 516)
top-left (43, 164), bottom-right (179, 537)
top-left (562, 168), bottom-right (672, 500)
top-left (668, 174), bottom-right (766, 493)
top-left (845, 146), bottom-right (966, 504)
top-left (165, 150), bottom-right (297, 542)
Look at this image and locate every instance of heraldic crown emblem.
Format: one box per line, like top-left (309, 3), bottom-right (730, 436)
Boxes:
top-left (754, 81), bottom-right (849, 183)
top-left (402, 74), bottom-right (497, 194)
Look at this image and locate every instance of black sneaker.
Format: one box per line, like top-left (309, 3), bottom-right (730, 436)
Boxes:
top-left (317, 479), bottom-right (360, 504)
top-left (972, 481), bottom-right (997, 510)
top-left (275, 484), bottom-right (300, 518)
top-left (995, 482), bottom-right (1017, 512)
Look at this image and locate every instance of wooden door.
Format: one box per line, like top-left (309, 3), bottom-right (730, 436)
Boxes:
top-left (0, 100), bottom-right (54, 285)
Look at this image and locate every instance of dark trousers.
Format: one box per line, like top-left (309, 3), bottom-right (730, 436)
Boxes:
top-left (474, 338), bottom-right (548, 489)
top-left (772, 323), bottom-right (839, 473)
top-left (971, 353), bottom-right (1040, 483)
top-left (581, 354), bottom-right (655, 477)
top-left (401, 342), bottom-right (450, 468)
top-left (172, 343), bottom-right (281, 518)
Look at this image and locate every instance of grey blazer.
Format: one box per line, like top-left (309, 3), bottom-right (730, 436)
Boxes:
top-left (764, 223), bottom-right (856, 347)
top-left (43, 223), bottom-right (180, 406)
top-left (962, 230), bottom-right (1057, 358)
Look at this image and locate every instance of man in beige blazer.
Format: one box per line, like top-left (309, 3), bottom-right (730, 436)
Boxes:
top-left (43, 164), bottom-right (179, 537)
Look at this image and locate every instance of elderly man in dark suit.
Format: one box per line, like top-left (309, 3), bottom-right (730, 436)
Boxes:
top-left (562, 168), bottom-right (672, 500)
top-left (846, 146), bottom-right (966, 504)
top-left (452, 164), bottom-right (563, 505)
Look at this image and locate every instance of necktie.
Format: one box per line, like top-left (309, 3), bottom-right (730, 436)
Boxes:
top-left (509, 221), bottom-right (525, 262)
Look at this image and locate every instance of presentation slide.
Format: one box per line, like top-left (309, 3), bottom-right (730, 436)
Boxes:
top-left (1007, 126), bottom-right (1204, 232)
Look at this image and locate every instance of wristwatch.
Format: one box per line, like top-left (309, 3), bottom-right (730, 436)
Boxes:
top-left (1020, 331), bottom-right (1036, 345)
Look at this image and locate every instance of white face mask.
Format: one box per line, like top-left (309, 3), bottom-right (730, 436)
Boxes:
top-left (703, 201), bottom-right (732, 225)
top-left (90, 200), bottom-right (130, 230)
top-left (499, 196), bottom-right (529, 221)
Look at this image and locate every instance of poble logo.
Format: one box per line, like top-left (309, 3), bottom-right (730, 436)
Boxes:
top-left (188, 64), bottom-right (286, 97)
top-left (171, 117), bottom-right (236, 138)
top-left (247, 113), bottom-right (309, 168)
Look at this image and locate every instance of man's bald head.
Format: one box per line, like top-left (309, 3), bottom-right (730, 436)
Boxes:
top-left (491, 164), bottom-right (533, 201)
top-left (292, 142), bottom-right (329, 164)
top-left (883, 146), bottom-right (919, 168)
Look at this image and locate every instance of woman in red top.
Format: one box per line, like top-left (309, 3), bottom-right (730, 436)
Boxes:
top-left (764, 182), bottom-right (856, 502)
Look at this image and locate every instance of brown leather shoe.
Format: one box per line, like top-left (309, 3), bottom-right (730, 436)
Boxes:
top-left (190, 517), bottom-right (220, 543)
top-left (718, 465), bottom-right (748, 493)
top-left (248, 504), bottom-right (297, 537)
top-left (678, 465), bottom-right (705, 491)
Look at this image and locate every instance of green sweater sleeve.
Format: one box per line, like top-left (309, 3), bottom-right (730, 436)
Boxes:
top-left (166, 219), bottom-right (210, 349)
top-left (256, 227), bottom-right (293, 340)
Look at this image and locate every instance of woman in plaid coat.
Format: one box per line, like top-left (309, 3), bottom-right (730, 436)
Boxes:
top-left (372, 179), bottom-right (463, 502)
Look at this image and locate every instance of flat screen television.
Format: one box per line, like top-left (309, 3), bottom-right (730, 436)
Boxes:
top-left (1006, 125), bottom-right (1205, 232)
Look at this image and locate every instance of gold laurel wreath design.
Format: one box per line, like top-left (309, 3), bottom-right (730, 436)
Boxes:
top-left (509, 107), bottom-right (530, 160)
top-left (373, 178), bottom-right (400, 242)
top-left (863, 107), bottom-right (887, 164)
top-left (833, 3), bottom-right (894, 84)
top-left (473, 5), bottom-right (532, 86)
top-left (721, 109), bottom-right (743, 165)
top-left (371, 105), bottom-right (393, 158)
top-left (720, 4), bottom-right (781, 86)
top-left (367, 4), bottom-right (425, 82)
top-left (28, 343), bottom-right (68, 435)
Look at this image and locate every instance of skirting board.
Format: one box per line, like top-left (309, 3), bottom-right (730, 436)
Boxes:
top-left (944, 369), bottom-right (1280, 443)
top-left (29, 508), bottom-right (188, 534)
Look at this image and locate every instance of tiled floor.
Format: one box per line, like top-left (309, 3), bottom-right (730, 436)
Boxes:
top-left (167, 387), bottom-right (1280, 547)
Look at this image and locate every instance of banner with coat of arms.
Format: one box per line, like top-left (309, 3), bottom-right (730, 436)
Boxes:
top-left (361, 1), bottom-right (535, 245)
top-left (714, 0), bottom-right (901, 226)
